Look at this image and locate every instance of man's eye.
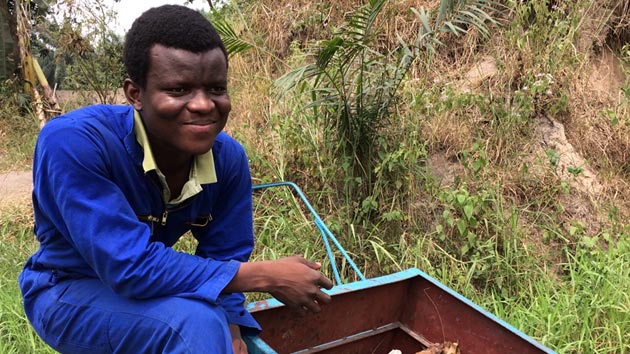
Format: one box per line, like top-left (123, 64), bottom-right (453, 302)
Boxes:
top-left (167, 88), bottom-right (187, 94)
top-left (208, 87), bottom-right (227, 94)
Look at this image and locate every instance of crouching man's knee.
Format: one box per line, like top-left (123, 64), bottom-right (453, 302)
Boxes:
top-left (108, 298), bottom-right (233, 353)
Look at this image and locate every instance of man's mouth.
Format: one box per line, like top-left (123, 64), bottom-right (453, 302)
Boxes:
top-left (185, 120), bottom-right (216, 126)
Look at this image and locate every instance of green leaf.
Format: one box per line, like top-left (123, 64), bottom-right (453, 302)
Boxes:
top-left (581, 236), bottom-right (597, 249)
top-left (457, 219), bottom-right (467, 236)
top-left (212, 17), bottom-right (253, 57)
top-left (464, 204), bottom-right (474, 220)
top-left (473, 159), bottom-right (485, 173)
top-left (435, 0), bottom-right (452, 26)
top-left (317, 37), bottom-right (344, 69)
top-left (443, 21), bottom-right (466, 36)
top-left (411, 7), bottom-right (433, 34)
top-left (467, 232), bottom-right (477, 245)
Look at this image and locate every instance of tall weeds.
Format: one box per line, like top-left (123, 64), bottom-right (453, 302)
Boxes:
top-left (276, 0), bottom-right (502, 225)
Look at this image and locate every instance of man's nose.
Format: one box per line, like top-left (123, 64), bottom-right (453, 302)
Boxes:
top-left (187, 90), bottom-right (215, 112)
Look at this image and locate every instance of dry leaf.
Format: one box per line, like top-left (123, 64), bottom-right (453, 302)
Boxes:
top-left (415, 341), bottom-right (460, 354)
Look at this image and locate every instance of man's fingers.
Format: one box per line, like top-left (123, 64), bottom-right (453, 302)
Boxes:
top-left (297, 256), bottom-right (322, 270)
top-left (297, 305), bottom-right (308, 317)
top-left (303, 299), bottom-right (322, 313)
top-left (314, 289), bottom-right (332, 305)
top-left (232, 339), bottom-right (247, 354)
top-left (290, 291), bottom-right (330, 315)
top-left (319, 275), bottom-right (333, 290)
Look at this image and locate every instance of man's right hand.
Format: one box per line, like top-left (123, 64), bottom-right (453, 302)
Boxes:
top-left (265, 256), bottom-right (333, 315)
top-left (226, 255), bottom-right (333, 315)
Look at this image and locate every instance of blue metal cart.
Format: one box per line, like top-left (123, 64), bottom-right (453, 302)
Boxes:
top-left (244, 182), bottom-right (557, 354)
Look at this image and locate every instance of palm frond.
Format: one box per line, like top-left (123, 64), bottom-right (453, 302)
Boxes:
top-left (414, 0), bottom-right (502, 41)
top-left (316, 37), bottom-right (344, 69)
top-left (436, 0), bottom-right (455, 26)
top-left (343, 0), bottom-right (386, 43)
top-left (448, 0), bottom-right (501, 37)
top-left (276, 64), bottom-right (320, 98)
top-left (212, 16), bottom-right (253, 57)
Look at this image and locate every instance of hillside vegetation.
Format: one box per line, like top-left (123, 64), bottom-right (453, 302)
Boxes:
top-left (0, 0), bottom-right (629, 353)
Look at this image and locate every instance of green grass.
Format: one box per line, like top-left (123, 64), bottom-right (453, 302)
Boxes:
top-left (484, 235), bottom-right (630, 353)
top-left (0, 94), bottom-right (39, 173)
top-left (0, 206), bottom-right (55, 353)
top-left (1, 200), bottom-right (629, 352)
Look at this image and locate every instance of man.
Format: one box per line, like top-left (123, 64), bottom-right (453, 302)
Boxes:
top-left (19, 5), bottom-right (333, 353)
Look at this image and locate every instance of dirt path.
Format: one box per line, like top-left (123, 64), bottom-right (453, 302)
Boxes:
top-left (0, 171), bottom-right (33, 207)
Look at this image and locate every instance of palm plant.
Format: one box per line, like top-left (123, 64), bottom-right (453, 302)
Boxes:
top-left (211, 15), bottom-right (253, 57)
top-left (277, 0), bottom-right (502, 208)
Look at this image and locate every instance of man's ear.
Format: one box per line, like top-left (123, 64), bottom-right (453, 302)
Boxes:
top-left (123, 79), bottom-right (143, 111)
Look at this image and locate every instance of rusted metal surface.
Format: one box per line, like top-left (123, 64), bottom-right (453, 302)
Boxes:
top-left (400, 277), bottom-right (548, 354)
top-left (250, 280), bottom-right (408, 352)
top-left (246, 268), bottom-right (556, 354)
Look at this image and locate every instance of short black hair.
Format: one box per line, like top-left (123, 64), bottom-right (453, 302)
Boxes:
top-left (123, 4), bottom-right (227, 88)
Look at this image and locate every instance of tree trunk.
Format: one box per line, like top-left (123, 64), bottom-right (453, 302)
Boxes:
top-left (16, 1), bottom-right (47, 128)
top-left (34, 57), bottom-right (63, 117)
top-left (0, 0), bottom-right (19, 79)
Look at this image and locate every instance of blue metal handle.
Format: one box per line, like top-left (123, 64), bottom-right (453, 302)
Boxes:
top-left (253, 181), bottom-right (366, 285)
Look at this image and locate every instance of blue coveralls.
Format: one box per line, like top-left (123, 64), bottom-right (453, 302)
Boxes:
top-left (18, 105), bottom-right (261, 353)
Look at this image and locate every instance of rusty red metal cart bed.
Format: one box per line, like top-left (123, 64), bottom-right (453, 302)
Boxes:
top-left (244, 182), bottom-right (556, 354)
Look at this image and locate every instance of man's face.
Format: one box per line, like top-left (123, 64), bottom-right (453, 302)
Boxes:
top-left (129, 44), bottom-right (230, 161)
